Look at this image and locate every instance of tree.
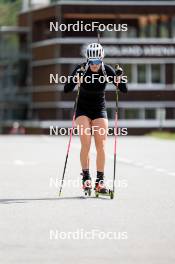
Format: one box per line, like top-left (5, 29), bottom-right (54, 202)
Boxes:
top-left (0, 0), bottom-right (22, 26)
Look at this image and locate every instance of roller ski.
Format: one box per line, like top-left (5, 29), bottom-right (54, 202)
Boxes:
top-left (81, 171), bottom-right (92, 197)
top-left (95, 174), bottom-right (114, 199)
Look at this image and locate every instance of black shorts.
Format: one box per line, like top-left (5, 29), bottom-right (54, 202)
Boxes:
top-left (76, 108), bottom-right (107, 120)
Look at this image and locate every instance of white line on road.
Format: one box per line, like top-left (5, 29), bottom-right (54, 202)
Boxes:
top-left (72, 143), bottom-right (175, 178)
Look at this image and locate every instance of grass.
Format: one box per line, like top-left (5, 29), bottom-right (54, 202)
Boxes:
top-left (149, 131), bottom-right (175, 140)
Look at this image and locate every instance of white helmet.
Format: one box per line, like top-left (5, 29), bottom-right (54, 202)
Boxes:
top-left (85, 43), bottom-right (104, 60)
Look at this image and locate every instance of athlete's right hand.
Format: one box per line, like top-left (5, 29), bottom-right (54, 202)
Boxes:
top-left (76, 65), bottom-right (85, 83)
top-left (115, 64), bottom-right (123, 76)
top-left (76, 65), bottom-right (85, 75)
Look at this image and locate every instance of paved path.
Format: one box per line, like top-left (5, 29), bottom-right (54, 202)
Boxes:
top-left (0, 135), bottom-right (175, 264)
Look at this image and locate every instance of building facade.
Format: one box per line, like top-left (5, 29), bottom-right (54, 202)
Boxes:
top-left (17, 0), bottom-right (175, 134)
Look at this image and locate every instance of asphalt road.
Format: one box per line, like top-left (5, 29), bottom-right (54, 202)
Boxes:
top-left (0, 135), bottom-right (175, 264)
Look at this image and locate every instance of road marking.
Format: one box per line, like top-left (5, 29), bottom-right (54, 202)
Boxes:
top-left (143, 165), bottom-right (154, 170)
top-left (72, 143), bottom-right (175, 177)
top-left (13, 160), bottom-right (37, 166)
top-left (155, 168), bottom-right (166, 173)
top-left (13, 160), bottom-right (25, 166)
top-left (168, 172), bottom-right (175, 176)
top-left (134, 162), bottom-right (144, 167)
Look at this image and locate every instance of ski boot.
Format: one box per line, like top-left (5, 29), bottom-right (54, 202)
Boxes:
top-left (81, 170), bottom-right (92, 197)
top-left (95, 174), bottom-right (114, 199)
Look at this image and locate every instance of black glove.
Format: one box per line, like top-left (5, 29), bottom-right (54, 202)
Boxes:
top-left (76, 65), bottom-right (86, 76)
top-left (115, 64), bottom-right (123, 77)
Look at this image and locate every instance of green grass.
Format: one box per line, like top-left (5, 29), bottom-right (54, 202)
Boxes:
top-left (149, 131), bottom-right (175, 140)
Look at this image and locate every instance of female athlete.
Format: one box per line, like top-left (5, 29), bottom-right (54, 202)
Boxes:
top-left (64, 43), bottom-right (127, 194)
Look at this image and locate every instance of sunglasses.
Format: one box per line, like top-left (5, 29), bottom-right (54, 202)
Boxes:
top-left (88, 59), bottom-right (102, 65)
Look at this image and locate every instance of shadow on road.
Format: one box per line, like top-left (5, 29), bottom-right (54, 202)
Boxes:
top-left (0, 196), bottom-right (110, 204)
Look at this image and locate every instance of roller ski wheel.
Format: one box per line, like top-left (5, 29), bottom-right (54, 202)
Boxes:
top-left (95, 189), bottom-right (114, 199)
top-left (95, 181), bottom-right (114, 199)
top-left (81, 172), bottom-right (92, 197)
top-left (95, 191), bottom-right (99, 198)
top-left (83, 182), bottom-right (92, 197)
top-left (84, 187), bottom-right (92, 197)
top-left (109, 189), bottom-right (114, 199)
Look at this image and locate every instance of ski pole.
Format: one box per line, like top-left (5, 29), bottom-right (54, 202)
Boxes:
top-left (113, 88), bottom-right (118, 193)
top-left (113, 64), bottom-right (123, 193)
top-left (97, 27), bottom-right (100, 43)
top-left (59, 65), bottom-right (85, 197)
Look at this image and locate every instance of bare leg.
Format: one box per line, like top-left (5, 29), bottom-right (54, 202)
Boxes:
top-left (91, 118), bottom-right (108, 172)
top-left (76, 116), bottom-right (92, 170)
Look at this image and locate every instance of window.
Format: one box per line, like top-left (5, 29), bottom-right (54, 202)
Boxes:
top-left (127, 26), bottom-right (138, 38)
top-left (145, 109), bottom-right (156, 119)
top-left (137, 64), bottom-right (146, 83)
top-left (172, 17), bottom-right (175, 38)
top-left (107, 108), bottom-right (115, 119)
top-left (160, 17), bottom-right (170, 38)
top-left (166, 108), bottom-right (175, 119)
top-left (124, 109), bottom-right (141, 119)
top-left (131, 64), bottom-right (164, 85)
top-left (119, 108), bottom-right (158, 120)
top-left (103, 30), bottom-right (116, 38)
top-left (151, 64), bottom-right (161, 83)
top-left (124, 64), bottom-right (132, 83)
top-left (173, 64), bottom-right (175, 84)
top-left (33, 18), bottom-right (57, 42)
